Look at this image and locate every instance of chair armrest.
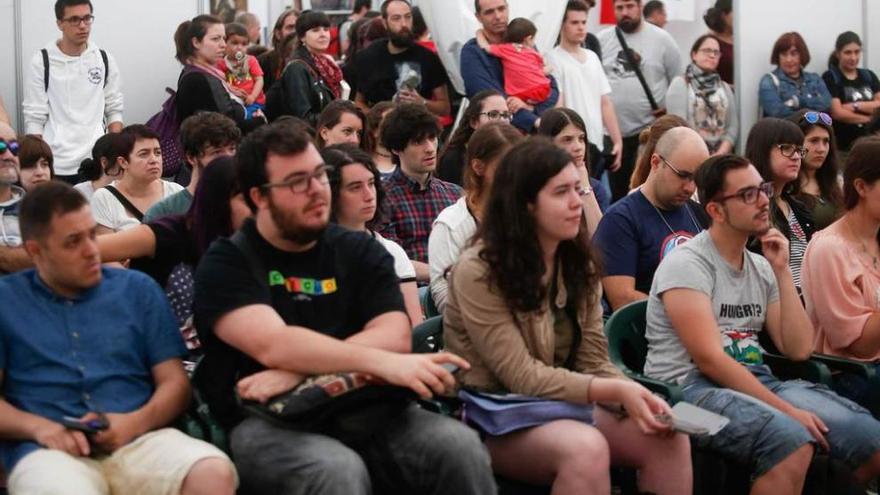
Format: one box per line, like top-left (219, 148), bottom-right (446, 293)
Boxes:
top-left (763, 352), bottom-right (832, 385)
top-left (626, 371), bottom-right (684, 405)
top-left (810, 354), bottom-right (876, 379)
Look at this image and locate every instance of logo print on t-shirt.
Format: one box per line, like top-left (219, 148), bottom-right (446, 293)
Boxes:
top-left (720, 328), bottom-right (763, 365)
top-left (88, 66), bottom-right (103, 85)
top-left (659, 231), bottom-right (695, 261)
top-left (611, 49), bottom-right (642, 79)
top-left (268, 270), bottom-right (338, 296)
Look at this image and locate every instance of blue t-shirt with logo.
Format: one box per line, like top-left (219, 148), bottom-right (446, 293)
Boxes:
top-left (594, 189), bottom-right (707, 294)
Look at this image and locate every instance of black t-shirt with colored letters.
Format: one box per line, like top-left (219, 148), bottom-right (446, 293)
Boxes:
top-left (193, 219), bottom-right (405, 426)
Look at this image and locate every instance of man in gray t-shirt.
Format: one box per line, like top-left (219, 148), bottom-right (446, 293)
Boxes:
top-left (645, 154), bottom-right (880, 491)
top-left (597, 0), bottom-right (681, 201)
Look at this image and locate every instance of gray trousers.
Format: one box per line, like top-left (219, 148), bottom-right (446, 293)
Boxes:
top-left (230, 405), bottom-right (496, 495)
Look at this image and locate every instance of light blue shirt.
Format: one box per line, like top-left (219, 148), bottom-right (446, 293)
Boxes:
top-left (0, 268), bottom-right (186, 471)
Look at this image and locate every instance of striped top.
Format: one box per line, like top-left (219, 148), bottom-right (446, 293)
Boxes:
top-left (787, 208), bottom-right (808, 288)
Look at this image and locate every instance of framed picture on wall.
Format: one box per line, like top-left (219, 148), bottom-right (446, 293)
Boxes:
top-left (210, 0), bottom-right (248, 22)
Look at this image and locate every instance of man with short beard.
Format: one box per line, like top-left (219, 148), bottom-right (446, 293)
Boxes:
top-left (193, 120), bottom-right (495, 494)
top-left (0, 122), bottom-right (31, 273)
top-left (354, 0), bottom-right (450, 117)
top-left (597, 0), bottom-right (681, 202)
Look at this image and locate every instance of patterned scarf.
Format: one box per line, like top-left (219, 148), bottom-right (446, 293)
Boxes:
top-left (309, 49), bottom-right (343, 99)
top-left (686, 63), bottom-right (728, 151)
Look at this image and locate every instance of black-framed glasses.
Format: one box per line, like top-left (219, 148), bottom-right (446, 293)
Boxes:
top-left (802, 111), bottom-right (832, 126)
top-left (61, 14), bottom-right (95, 25)
top-left (479, 110), bottom-right (513, 121)
top-left (261, 164), bottom-right (332, 194)
top-left (714, 181), bottom-right (775, 204)
top-left (0, 139), bottom-right (19, 157)
top-left (776, 143), bottom-right (808, 159)
top-left (658, 154), bottom-right (695, 182)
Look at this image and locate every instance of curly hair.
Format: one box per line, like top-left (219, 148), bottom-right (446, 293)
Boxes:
top-left (323, 143), bottom-right (388, 230)
top-left (478, 137), bottom-right (601, 313)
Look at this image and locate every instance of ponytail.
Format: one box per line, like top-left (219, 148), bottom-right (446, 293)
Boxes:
top-left (174, 15), bottom-right (223, 64)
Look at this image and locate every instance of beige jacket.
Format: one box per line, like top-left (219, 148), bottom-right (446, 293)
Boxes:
top-left (443, 243), bottom-right (626, 405)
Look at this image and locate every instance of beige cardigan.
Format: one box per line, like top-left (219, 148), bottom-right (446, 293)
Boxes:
top-left (443, 243), bottom-right (626, 405)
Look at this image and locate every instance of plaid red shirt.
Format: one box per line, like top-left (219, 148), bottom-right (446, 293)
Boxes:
top-left (378, 168), bottom-right (463, 262)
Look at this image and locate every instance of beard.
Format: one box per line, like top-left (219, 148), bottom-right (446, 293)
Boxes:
top-left (268, 195), bottom-right (327, 245)
top-left (617, 16), bottom-right (641, 33)
top-left (389, 28), bottom-right (416, 48)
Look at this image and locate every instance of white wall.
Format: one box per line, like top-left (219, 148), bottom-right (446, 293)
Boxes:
top-left (736, 0), bottom-right (865, 151)
top-left (866, 1), bottom-right (880, 71)
top-left (0, 0), bottom-right (18, 130)
top-left (10, 0), bottom-right (200, 131)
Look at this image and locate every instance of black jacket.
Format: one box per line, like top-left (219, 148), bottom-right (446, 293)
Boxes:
top-left (265, 47), bottom-right (336, 126)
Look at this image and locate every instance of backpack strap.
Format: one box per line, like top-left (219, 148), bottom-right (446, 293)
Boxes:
top-left (103, 185), bottom-right (145, 222)
top-left (42, 48), bottom-right (109, 90)
top-left (100, 49), bottom-right (108, 88)
top-left (41, 48), bottom-right (50, 92)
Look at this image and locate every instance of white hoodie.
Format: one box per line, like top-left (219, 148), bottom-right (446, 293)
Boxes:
top-left (22, 42), bottom-right (123, 176)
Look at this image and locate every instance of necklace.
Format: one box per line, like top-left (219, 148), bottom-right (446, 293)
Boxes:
top-left (649, 200), bottom-right (701, 237)
top-left (845, 216), bottom-right (879, 270)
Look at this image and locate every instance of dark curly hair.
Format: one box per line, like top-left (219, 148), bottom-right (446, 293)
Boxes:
top-left (477, 137), bottom-right (600, 313)
top-left (380, 103), bottom-right (440, 158)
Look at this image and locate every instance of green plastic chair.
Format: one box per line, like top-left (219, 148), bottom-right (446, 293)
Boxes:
top-left (603, 300), bottom-right (684, 403)
top-left (412, 315), bottom-right (444, 354)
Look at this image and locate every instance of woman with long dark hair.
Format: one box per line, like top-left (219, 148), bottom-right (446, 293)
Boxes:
top-left (429, 122), bottom-right (522, 312)
top-left (822, 31), bottom-right (880, 153)
top-left (436, 89), bottom-right (510, 186)
top-left (444, 137), bottom-right (691, 495)
top-left (745, 118), bottom-right (815, 289)
top-left (265, 10), bottom-right (343, 126)
top-left (364, 101), bottom-right (396, 176)
top-left (537, 108), bottom-right (608, 234)
top-left (666, 34), bottom-right (737, 155)
top-left (257, 8), bottom-right (299, 91)
top-left (323, 143), bottom-right (421, 325)
top-left (788, 109), bottom-right (843, 229)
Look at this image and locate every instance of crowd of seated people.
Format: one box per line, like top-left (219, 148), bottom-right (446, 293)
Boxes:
top-left (6, 0), bottom-right (880, 494)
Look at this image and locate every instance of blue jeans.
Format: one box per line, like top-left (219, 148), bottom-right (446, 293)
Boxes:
top-left (682, 365), bottom-right (880, 477)
top-left (230, 405), bottom-right (496, 494)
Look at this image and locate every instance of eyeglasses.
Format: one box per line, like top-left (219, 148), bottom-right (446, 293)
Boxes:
top-left (261, 164), bottom-right (332, 194)
top-left (802, 111), bottom-right (832, 126)
top-left (479, 110), bottom-right (513, 121)
top-left (658, 155), bottom-right (695, 182)
top-left (0, 139), bottom-right (19, 156)
top-left (714, 181), bottom-right (775, 204)
top-left (698, 48), bottom-right (721, 57)
top-left (776, 144), bottom-right (808, 159)
top-left (61, 14), bottom-right (95, 25)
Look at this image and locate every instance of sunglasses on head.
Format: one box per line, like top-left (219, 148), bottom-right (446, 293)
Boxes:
top-left (0, 139), bottom-right (19, 156)
top-left (802, 111), bottom-right (832, 126)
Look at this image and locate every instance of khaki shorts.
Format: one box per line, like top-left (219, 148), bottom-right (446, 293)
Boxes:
top-left (8, 428), bottom-right (236, 495)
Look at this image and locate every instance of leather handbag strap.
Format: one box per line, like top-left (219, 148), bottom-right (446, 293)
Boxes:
top-left (104, 185), bottom-right (144, 222)
top-left (615, 28), bottom-right (659, 111)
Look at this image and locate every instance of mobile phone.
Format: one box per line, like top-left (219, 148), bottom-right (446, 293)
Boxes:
top-left (60, 415), bottom-right (109, 434)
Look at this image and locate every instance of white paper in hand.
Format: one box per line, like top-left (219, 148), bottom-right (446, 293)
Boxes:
top-left (666, 402), bottom-right (730, 436)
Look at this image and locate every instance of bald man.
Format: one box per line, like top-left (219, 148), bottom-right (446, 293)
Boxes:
top-left (594, 127), bottom-right (710, 310)
top-left (0, 122), bottom-right (32, 273)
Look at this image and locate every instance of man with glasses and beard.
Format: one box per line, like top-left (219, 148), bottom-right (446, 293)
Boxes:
top-left (0, 122), bottom-right (31, 273)
top-left (597, 0), bottom-right (680, 202)
top-left (23, 0), bottom-right (123, 185)
top-left (645, 154), bottom-right (880, 493)
top-left (192, 120), bottom-right (495, 494)
top-left (354, 0), bottom-right (450, 118)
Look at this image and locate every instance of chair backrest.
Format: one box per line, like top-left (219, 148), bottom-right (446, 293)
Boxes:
top-left (412, 315), bottom-right (444, 353)
top-left (420, 288), bottom-right (440, 319)
top-left (603, 300), bottom-right (649, 375)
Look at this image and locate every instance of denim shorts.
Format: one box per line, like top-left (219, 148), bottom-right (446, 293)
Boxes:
top-left (682, 364), bottom-right (880, 477)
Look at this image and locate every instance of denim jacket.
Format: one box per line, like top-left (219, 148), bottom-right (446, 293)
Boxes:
top-left (759, 67), bottom-right (832, 118)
